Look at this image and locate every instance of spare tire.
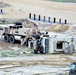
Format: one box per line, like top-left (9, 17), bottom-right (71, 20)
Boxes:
top-left (34, 49), bottom-right (38, 54)
top-left (4, 35), bottom-right (9, 42)
top-left (9, 35), bottom-right (15, 44)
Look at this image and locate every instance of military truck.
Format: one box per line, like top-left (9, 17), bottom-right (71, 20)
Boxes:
top-left (0, 22), bottom-right (34, 45)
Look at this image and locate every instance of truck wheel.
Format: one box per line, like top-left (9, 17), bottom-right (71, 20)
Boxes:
top-left (4, 35), bottom-right (9, 42)
top-left (34, 49), bottom-right (38, 54)
top-left (40, 50), bottom-right (43, 54)
top-left (40, 46), bottom-right (44, 54)
top-left (9, 36), bottom-right (15, 44)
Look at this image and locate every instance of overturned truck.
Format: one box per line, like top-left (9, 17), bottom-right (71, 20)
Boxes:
top-left (40, 32), bottom-right (76, 54)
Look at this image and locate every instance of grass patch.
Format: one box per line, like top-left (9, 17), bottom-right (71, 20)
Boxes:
top-left (26, 54), bottom-right (34, 56)
top-left (1, 50), bottom-right (20, 57)
top-left (0, 18), bottom-right (25, 24)
top-left (0, 48), bottom-right (33, 57)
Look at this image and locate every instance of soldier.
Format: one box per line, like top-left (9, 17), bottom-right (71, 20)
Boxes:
top-left (65, 38), bottom-right (74, 54)
top-left (66, 42), bottom-right (72, 54)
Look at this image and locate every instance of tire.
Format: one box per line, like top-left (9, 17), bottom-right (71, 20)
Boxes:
top-left (4, 35), bottom-right (9, 42)
top-left (40, 50), bottom-right (43, 54)
top-left (40, 46), bottom-right (44, 54)
top-left (34, 49), bottom-right (38, 54)
top-left (9, 35), bottom-right (15, 44)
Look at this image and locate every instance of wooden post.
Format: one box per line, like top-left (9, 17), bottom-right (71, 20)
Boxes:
top-left (54, 18), bottom-right (56, 23)
top-left (38, 15), bottom-right (41, 21)
top-left (44, 16), bottom-right (45, 22)
top-left (34, 14), bottom-right (36, 20)
top-left (59, 19), bottom-right (61, 23)
top-left (48, 17), bottom-right (50, 22)
top-left (29, 13), bottom-right (31, 19)
top-left (65, 19), bottom-right (67, 24)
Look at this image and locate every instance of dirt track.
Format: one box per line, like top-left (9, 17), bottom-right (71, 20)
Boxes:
top-left (0, 0), bottom-right (76, 24)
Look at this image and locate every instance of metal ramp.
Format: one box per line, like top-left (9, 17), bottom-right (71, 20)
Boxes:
top-left (21, 29), bottom-right (33, 46)
top-left (21, 36), bottom-right (28, 45)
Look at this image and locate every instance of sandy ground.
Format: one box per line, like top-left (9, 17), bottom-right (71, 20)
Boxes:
top-left (0, 0), bottom-right (76, 75)
top-left (0, 37), bottom-right (76, 75)
top-left (0, 0), bottom-right (76, 24)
